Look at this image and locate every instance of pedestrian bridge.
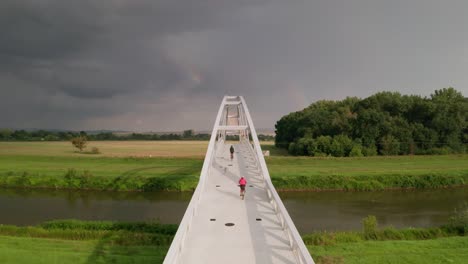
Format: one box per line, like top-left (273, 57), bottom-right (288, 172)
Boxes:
top-left (164, 96), bottom-right (314, 264)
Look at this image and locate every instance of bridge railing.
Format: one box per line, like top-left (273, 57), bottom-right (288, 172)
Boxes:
top-left (240, 97), bottom-right (315, 264)
top-left (164, 96), bottom-right (314, 264)
top-left (163, 98), bottom-right (227, 264)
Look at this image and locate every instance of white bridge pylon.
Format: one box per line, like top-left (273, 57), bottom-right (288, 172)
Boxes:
top-left (164, 96), bottom-right (315, 264)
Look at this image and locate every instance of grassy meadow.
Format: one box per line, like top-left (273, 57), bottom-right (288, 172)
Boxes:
top-left (309, 236), bottom-right (468, 264)
top-left (0, 141), bottom-right (208, 158)
top-left (0, 220), bottom-right (175, 264)
top-left (0, 217), bottom-right (466, 264)
top-left (0, 141), bottom-right (467, 191)
top-left (0, 236), bottom-right (167, 264)
top-left (269, 155), bottom-right (468, 191)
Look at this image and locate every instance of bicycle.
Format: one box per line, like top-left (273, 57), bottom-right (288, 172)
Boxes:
top-left (239, 184), bottom-right (246, 200)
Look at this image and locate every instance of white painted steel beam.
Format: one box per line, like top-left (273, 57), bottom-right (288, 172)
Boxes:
top-left (224, 101), bottom-right (242, 105)
top-left (163, 96), bottom-right (315, 264)
top-left (216, 125), bottom-right (248, 131)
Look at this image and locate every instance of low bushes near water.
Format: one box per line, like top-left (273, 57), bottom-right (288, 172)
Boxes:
top-left (272, 171), bottom-right (468, 191)
top-left (445, 202), bottom-right (468, 235)
top-left (0, 154), bottom-right (203, 191)
top-left (0, 168), bottom-right (199, 191)
top-left (1, 153), bottom-right (467, 192)
top-left (2, 168), bottom-right (466, 192)
top-left (0, 214), bottom-right (467, 263)
top-left (0, 220), bottom-right (174, 264)
top-left (0, 219), bottom-right (177, 247)
top-left (302, 213), bottom-right (468, 247)
top-left (307, 211), bottom-right (468, 264)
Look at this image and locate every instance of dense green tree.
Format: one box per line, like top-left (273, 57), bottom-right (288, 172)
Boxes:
top-left (275, 111), bottom-right (305, 148)
top-left (380, 135), bottom-right (400, 155)
top-left (353, 109), bottom-right (386, 147)
top-left (183, 129), bottom-right (194, 138)
top-left (330, 134), bottom-right (354, 157)
top-left (349, 145), bottom-right (364, 157)
top-left (0, 129), bottom-right (13, 140)
top-left (275, 88), bottom-right (468, 156)
top-left (430, 88), bottom-right (466, 151)
top-left (314, 135), bottom-right (333, 156)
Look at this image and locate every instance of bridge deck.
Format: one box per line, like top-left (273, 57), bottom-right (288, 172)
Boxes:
top-left (179, 142), bottom-right (297, 264)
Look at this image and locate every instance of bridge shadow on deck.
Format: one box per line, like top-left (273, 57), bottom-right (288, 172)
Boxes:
top-left (237, 143), bottom-right (296, 264)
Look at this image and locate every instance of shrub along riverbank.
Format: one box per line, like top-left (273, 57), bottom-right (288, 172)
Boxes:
top-left (1, 141), bottom-right (468, 192)
top-left (307, 213), bottom-right (468, 264)
top-left (0, 220), bottom-right (176, 264)
top-left (0, 154), bottom-right (467, 191)
top-left (0, 155), bottom-right (202, 191)
top-left (268, 155), bottom-right (468, 191)
top-left (0, 214), bottom-right (466, 264)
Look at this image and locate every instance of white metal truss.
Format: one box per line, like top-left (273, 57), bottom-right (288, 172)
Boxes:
top-left (163, 96), bottom-right (315, 264)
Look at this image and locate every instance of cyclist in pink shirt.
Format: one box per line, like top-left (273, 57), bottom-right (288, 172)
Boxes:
top-left (239, 177), bottom-right (247, 200)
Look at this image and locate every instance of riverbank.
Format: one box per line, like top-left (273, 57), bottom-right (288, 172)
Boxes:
top-left (1, 141), bottom-right (467, 192)
top-left (307, 214), bottom-right (468, 263)
top-left (0, 155), bottom-right (203, 191)
top-left (268, 155), bottom-right (468, 191)
top-left (0, 216), bottom-right (466, 264)
top-left (310, 236), bottom-right (468, 264)
top-left (0, 220), bottom-right (175, 264)
top-left (1, 155), bottom-right (467, 192)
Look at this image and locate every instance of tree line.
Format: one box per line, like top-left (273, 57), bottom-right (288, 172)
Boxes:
top-left (275, 88), bottom-right (468, 156)
top-left (0, 129), bottom-right (209, 141)
top-left (0, 129), bottom-right (275, 142)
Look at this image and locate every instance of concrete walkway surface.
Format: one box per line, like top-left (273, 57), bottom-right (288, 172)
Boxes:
top-left (179, 142), bottom-right (298, 264)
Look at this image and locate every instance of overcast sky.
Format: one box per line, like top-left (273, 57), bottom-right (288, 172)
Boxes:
top-left (1, 0), bottom-right (468, 131)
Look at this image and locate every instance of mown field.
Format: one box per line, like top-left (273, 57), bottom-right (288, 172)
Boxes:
top-left (0, 236), bottom-right (167, 264)
top-left (0, 217), bottom-right (466, 264)
top-left (310, 236), bottom-right (468, 264)
top-left (269, 155), bottom-right (468, 191)
top-left (307, 211), bottom-right (468, 263)
top-left (0, 141), bottom-right (208, 158)
top-left (1, 141), bottom-right (467, 191)
top-left (0, 220), bottom-right (174, 264)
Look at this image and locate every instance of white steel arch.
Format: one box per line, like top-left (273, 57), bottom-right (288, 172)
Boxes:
top-left (164, 96), bottom-right (314, 264)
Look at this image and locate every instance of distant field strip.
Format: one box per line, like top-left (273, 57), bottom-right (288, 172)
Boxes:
top-left (0, 141), bottom-right (208, 157)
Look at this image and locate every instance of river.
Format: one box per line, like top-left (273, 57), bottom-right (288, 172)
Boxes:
top-left (0, 188), bottom-right (466, 233)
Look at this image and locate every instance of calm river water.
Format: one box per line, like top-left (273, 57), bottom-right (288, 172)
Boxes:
top-left (0, 188), bottom-right (466, 233)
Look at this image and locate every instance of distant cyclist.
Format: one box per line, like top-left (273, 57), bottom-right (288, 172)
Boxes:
top-left (230, 145), bottom-right (235, 160)
top-left (238, 176), bottom-right (247, 200)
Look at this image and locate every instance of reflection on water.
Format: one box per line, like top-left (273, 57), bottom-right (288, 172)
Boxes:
top-left (0, 188), bottom-right (192, 225)
top-left (280, 188), bottom-right (468, 233)
top-left (0, 187), bottom-right (467, 233)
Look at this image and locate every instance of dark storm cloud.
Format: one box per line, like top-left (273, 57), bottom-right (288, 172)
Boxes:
top-left (0, 0), bottom-right (266, 100)
top-left (0, 0), bottom-right (269, 130)
top-left (1, 0), bottom-right (468, 131)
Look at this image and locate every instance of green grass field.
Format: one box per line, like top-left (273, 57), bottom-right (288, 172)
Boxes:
top-left (1, 141), bottom-right (467, 191)
top-left (0, 141), bottom-right (208, 158)
top-left (0, 218), bottom-right (466, 264)
top-left (0, 220), bottom-right (175, 264)
top-left (309, 236), bottom-right (468, 264)
top-left (3, 235), bottom-right (467, 264)
top-left (0, 236), bottom-right (168, 264)
top-left (268, 155), bottom-right (468, 190)
top-left (0, 155), bottom-right (203, 191)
